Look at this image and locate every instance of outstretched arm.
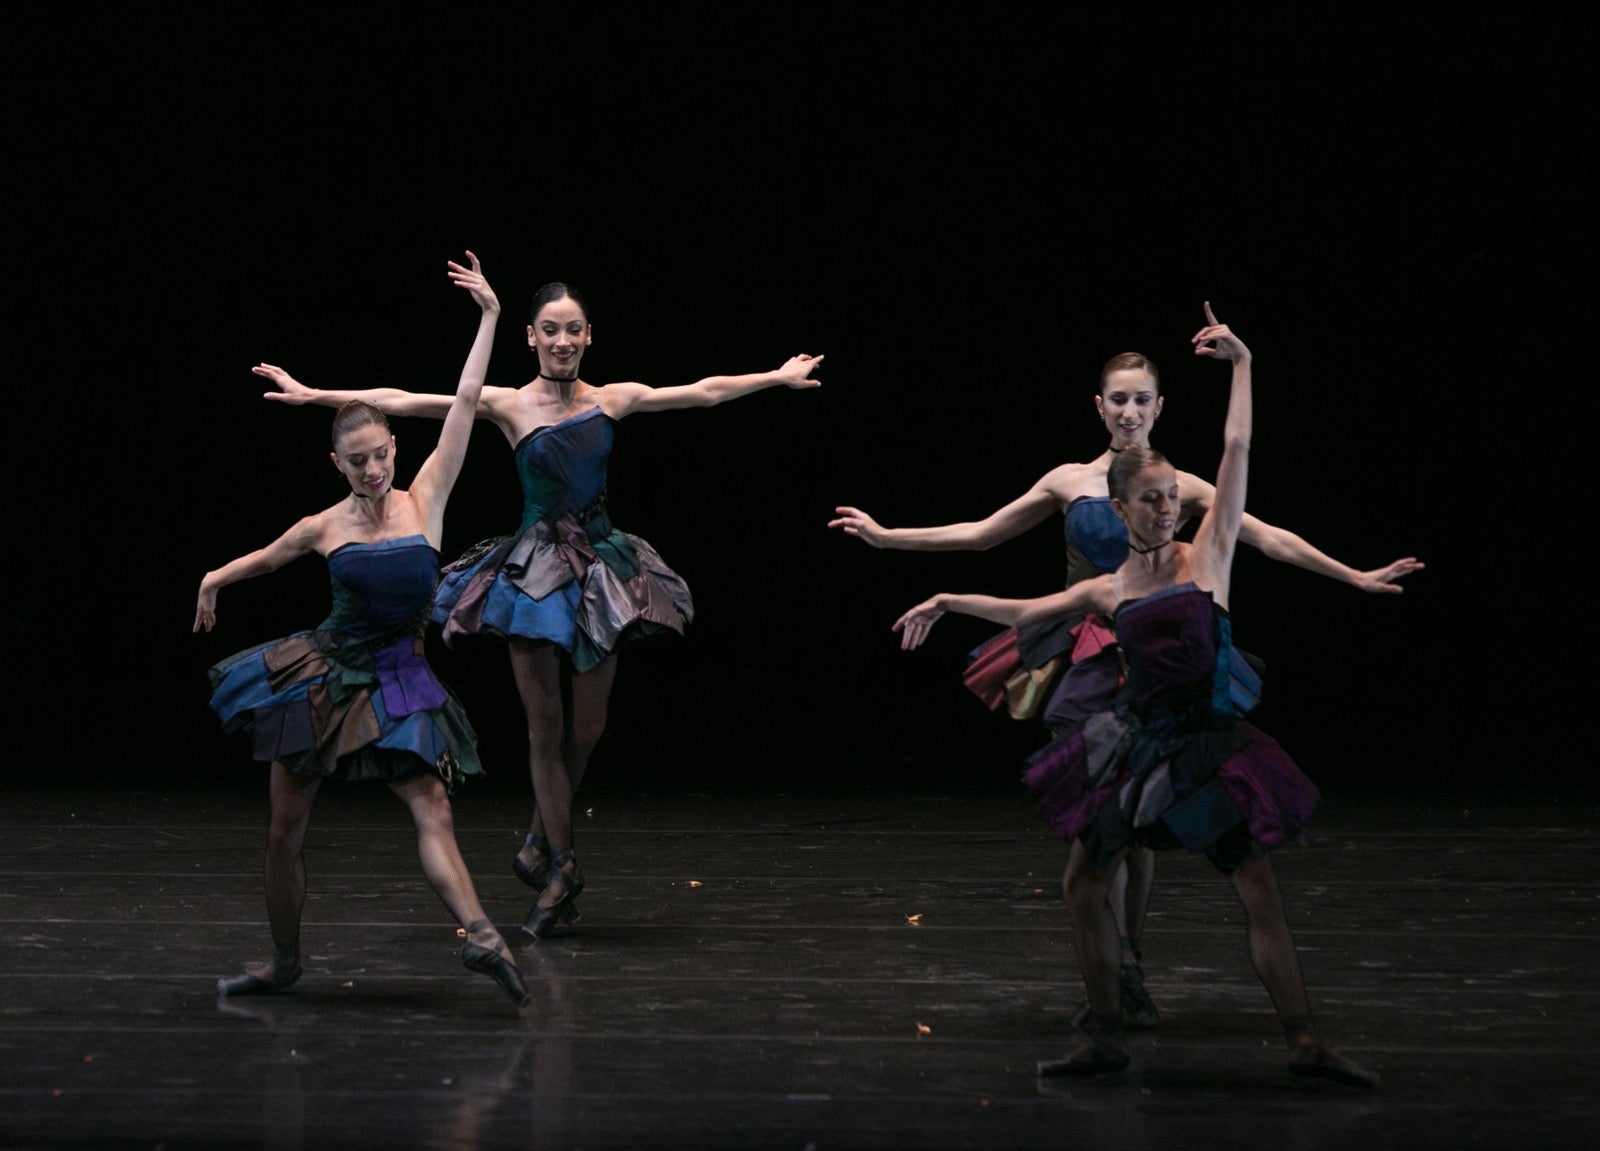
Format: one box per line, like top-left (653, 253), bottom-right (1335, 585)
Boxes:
top-left (830, 481), bottom-right (1059, 552)
top-left (193, 516), bottom-right (321, 633)
top-left (408, 252), bottom-right (499, 535)
top-left (598, 354), bottom-right (824, 418)
top-left (892, 578), bottom-right (1114, 652)
top-left (1241, 515), bottom-right (1424, 592)
top-left (256, 365), bottom-right (462, 419)
top-left (1177, 475), bottom-right (1426, 594)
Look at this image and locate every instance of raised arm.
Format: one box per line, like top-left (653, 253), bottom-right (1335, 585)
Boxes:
top-left (193, 515), bottom-right (322, 633)
top-left (830, 477), bottom-right (1061, 552)
top-left (597, 354), bottom-right (824, 418)
top-left (407, 252), bottom-right (499, 538)
top-left (893, 577), bottom-right (1116, 651)
top-left (1186, 302), bottom-right (1252, 586)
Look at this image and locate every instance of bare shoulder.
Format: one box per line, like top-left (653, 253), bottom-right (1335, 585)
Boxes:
top-left (1080, 570), bottom-right (1121, 613)
top-left (483, 384), bottom-right (558, 438)
top-left (1175, 468), bottom-right (1216, 506)
top-left (579, 380), bottom-right (631, 402)
top-left (1037, 460), bottom-right (1102, 503)
top-left (286, 505), bottom-right (342, 555)
top-left (593, 380), bottom-right (651, 418)
top-left (479, 383), bottom-right (532, 415)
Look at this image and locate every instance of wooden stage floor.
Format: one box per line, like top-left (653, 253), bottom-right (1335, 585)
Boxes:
top-left (1, 774), bottom-right (1595, 1150)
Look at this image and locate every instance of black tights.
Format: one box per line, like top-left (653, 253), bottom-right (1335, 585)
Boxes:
top-left (1063, 840), bottom-right (1310, 1026)
top-left (508, 640), bottom-right (617, 908)
top-left (258, 763), bottom-right (498, 953)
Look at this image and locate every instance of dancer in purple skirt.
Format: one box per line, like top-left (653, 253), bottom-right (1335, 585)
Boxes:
top-left (833, 339), bottom-right (1419, 1031)
top-left (893, 304), bottom-right (1378, 1086)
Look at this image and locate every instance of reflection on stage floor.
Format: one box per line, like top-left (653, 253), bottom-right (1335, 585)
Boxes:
top-left (2, 775), bottom-right (1595, 1150)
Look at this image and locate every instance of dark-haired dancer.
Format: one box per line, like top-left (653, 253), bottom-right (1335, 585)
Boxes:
top-left (893, 304), bottom-right (1378, 1086)
top-left (256, 283), bottom-right (824, 937)
top-left (833, 347), bottom-right (1419, 1028)
top-left (198, 253), bottom-right (528, 1006)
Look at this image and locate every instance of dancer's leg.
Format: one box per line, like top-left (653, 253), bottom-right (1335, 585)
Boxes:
top-left (1229, 847), bottom-right (1377, 1087)
top-left (1070, 847), bottom-right (1159, 1027)
top-left (390, 773), bottom-right (529, 1007)
top-left (389, 774), bottom-right (491, 928)
top-left (1228, 848), bottom-right (1311, 1021)
top-left (1065, 842), bottom-right (1123, 1017)
top-left (1121, 846), bottom-right (1155, 955)
top-left (218, 762), bottom-right (319, 995)
top-left (509, 644), bottom-right (618, 853)
top-left (509, 651), bottom-right (618, 891)
top-left (563, 653), bottom-right (618, 799)
top-left (1106, 856), bottom-right (1130, 939)
top-left (509, 642), bottom-right (617, 934)
top-left (509, 640), bottom-right (570, 872)
top-left (1114, 845), bottom-right (1161, 1026)
top-left (1039, 842), bottom-right (1129, 1076)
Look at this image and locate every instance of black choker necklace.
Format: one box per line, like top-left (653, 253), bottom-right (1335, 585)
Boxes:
top-left (1108, 444), bottom-right (1124, 453)
top-left (539, 371), bottom-right (579, 383)
top-left (1126, 539), bottom-right (1167, 555)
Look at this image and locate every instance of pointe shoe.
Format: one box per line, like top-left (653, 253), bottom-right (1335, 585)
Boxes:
top-left (512, 833), bottom-right (552, 891)
top-left (461, 920), bottom-right (531, 1008)
top-left (1038, 1011), bottom-right (1130, 1077)
top-left (1117, 961), bottom-right (1160, 1028)
top-left (1070, 962), bottom-right (1160, 1029)
top-left (513, 835), bottom-right (581, 929)
top-left (217, 945), bottom-right (301, 996)
top-left (1287, 1037), bottom-right (1380, 1088)
top-left (523, 849), bottom-right (583, 940)
top-left (519, 896), bottom-right (580, 938)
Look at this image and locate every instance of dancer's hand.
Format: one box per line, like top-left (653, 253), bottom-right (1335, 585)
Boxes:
top-left (1192, 301), bottom-right (1251, 362)
top-left (1351, 556), bottom-right (1426, 594)
top-left (774, 353), bottom-right (824, 389)
top-left (256, 363), bottom-right (315, 404)
top-left (892, 596), bottom-right (946, 651)
top-left (447, 249), bottom-right (499, 315)
top-left (828, 506), bottom-right (887, 547)
top-left (194, 581), bottom-right (219, 633)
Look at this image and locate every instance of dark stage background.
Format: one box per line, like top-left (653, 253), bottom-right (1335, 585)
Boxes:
top-left (7, 5), bottom-right (1589, 797)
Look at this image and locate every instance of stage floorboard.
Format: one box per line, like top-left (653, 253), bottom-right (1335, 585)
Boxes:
top-left (1, 776), bottom-right (1595, 1150)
